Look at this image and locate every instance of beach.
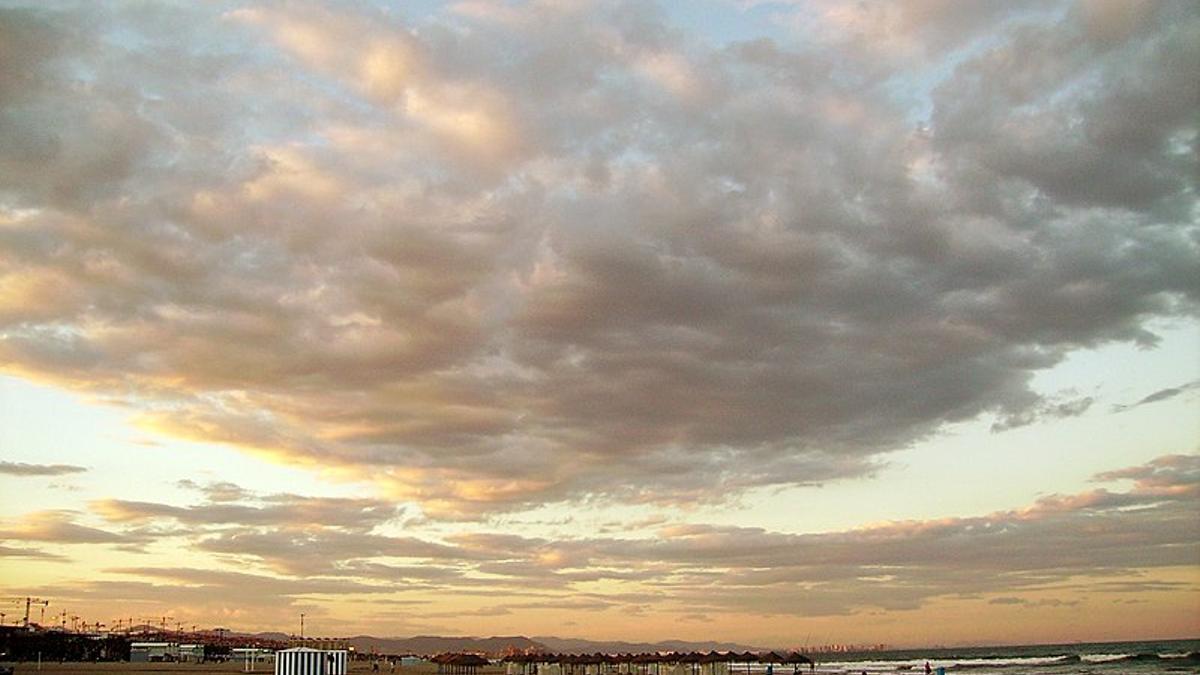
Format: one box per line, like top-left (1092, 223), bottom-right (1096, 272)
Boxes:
top-left (0, 663), bottom-right (504, 675)
top-left (2, 638), bottom-right (1196, 675)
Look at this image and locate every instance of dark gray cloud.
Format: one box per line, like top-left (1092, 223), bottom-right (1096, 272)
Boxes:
top-left (987, 596), bottom-right (1078, 609)
top-left (20, 567), bottom-right (412, 632)
top-left (0, 461), bottom-right (86, 476)
top-left (90, 487), bottom-right (455, 576)
top-left (991, 395), bottom-right (1094, 432)
top-left (434, 454), bottom-right (1200, 616)
top-left (1091, 453), bottom-right (1200, 490)
top-left (0, 1), bottom-right (1196, 515)
top-left (55, 455), bottom-right (1195, 618)
top-left (1111, 380), bottom-right (1200, 412)
top-left (0, 543), bottom-right (67, 560)
top-left (93, 495), bottom-right (404, 531)
top-left (107, 566), bottom-right (396, 597)
top-left (176, 480), bottom-right (253, 503)
top-left (0, 510), bottom-right (141, 545)
top-left (193, 529), bottom-right (470, 576)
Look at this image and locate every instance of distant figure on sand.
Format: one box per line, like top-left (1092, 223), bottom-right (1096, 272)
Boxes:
top-left (924, 662), bottom-right (931, 675)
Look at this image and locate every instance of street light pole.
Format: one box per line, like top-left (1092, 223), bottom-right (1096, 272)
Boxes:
top-left (300, 613), bottom-right (305, 640)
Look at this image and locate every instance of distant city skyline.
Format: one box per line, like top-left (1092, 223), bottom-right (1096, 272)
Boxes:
top-left (1, 0), bottom-right (1197, 647)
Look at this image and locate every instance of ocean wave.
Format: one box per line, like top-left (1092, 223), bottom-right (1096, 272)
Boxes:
top-left (1165, 652), bottom-right (1200, 664)
top-left (1079, 654), bottom-right (1131, 664)
top-left (813, 643), bottom-right (1200, 674)
top-left (1122, 653), bottom-right (1162, 662)
top-left (822, 655), bottom-right (1078, 671)
top-left (821, 650), bottom-right (1200, 672)
top-left (948, 655), bottom-right (1078, 669)
top-left (1080, 651), bottom-right (1200, 664)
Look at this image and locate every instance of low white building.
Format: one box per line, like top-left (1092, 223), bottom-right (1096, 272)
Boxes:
top-left (130, 642), bottom-right (174, 662)
top-left (178, 644), bottom-right (205, 662)
top-left (275, 647), bottom-right (349, 675)
top-left (234, 647), bottom-right (276, 671)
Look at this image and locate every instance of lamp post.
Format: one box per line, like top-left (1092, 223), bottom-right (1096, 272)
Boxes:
top-left (300, 613), bottom-right (305, 640)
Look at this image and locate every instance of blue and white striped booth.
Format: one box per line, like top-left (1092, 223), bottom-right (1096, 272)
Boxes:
top-left (275, 647), bottom-right (349, 675)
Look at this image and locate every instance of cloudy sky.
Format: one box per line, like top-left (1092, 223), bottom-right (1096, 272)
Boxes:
top-left (1, 0), bottom-right (1197, 647)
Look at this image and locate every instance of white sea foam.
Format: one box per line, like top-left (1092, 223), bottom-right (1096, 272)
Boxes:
top-left (819, 655), bottom-right (1071, 670)
top-left (1079, 653), bottom-right (1131, 663)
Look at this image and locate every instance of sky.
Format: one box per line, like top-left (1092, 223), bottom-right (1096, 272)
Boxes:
top-left (0, 0), bottom-right (1198, 649)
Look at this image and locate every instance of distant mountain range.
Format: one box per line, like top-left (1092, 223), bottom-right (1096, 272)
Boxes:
top-left (533, 637), bottom-right (768, 655)
top-left (346, 635), bottom-right (546, 656)
top-left (333, 635), bottom-right (768, 656)
top-left (234, 630), bottom-right (771, 656)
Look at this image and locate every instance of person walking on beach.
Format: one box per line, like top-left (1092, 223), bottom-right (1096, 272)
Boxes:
top-left (924, 662), bottom-right (931, 675)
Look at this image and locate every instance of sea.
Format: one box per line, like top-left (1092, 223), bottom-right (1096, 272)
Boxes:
top-left (804, 639), bottom-right (1200, 675)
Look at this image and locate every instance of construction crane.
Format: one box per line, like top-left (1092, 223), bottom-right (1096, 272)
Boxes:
top-left (139, 615), bottom-right (173, 636)
top-left (5, 597), bottom-right (48, 628)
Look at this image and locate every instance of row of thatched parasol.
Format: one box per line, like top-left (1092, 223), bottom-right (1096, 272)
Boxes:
top-left (501, 651), bottom-right (813, 666)
top-left (433, 653), bottom-right (492, 675)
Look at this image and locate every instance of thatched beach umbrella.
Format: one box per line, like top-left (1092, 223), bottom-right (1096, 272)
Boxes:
top-left (463, 654), bottom-right (491, 674)
top-left (437, 653), bottom-right (489, 675)
top-left (696, 650), bottom-right (727, 675)
top-left (657, 652), bottom-right (679, 675)
top-left (781, 653), bottom-right (812, 666)
top-left (499, 652), bottom-right (521, 675)
top-left (756, 652), bottom-right (786, 675)
top-left (679, 651), bottom-right (703, 675)
top-left (779, 652), bottom-right (812, 674)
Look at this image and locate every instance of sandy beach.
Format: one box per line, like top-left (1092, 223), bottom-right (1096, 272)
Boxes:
top-left (0, 664), bottom-right (505, 675)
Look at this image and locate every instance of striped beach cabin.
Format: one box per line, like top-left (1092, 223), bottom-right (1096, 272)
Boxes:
top-left (275, 647), bottom-right (349, 675)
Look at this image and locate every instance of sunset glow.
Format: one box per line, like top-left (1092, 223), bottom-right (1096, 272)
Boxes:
top-left (0, 0), bottom-right (1197, 648)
